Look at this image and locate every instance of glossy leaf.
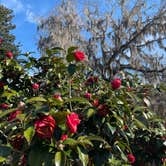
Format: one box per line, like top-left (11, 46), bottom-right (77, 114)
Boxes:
top-left (55, 151), bottom-right (66, 166)
top-left (68, 64), bottom-right (76, 75)
top-left (24, 126), bottom-right (35, 143)
top-left (63, 138), bottom-right (78, 146)
top-left (77, 146), bottom-right (89, 166)
top-left (26, 97), bottom-right (47, 103)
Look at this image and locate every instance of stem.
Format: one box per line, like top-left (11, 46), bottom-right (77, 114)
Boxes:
top-left (69, 79), bottom-right (72, 111)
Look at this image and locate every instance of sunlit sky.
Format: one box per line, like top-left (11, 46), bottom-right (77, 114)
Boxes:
top-left (0, 0), bottom-right (103, 57)
top-left (0, 0), bottom-right (165, 61)
top-left (0, 0), bottom-right (61, 57)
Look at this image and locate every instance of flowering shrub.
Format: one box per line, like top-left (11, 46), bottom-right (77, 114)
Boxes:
top-left (0, 46), bottom-right (165, 166)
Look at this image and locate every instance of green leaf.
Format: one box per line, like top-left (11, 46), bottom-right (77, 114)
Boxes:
top-left (114, 142), bottom-right (128, 162)
top-left (28, 148), bottom-right (43, 166)
top-left (0, 108), bottom-right (16, 119)
top-left (46, 47), bottom-right (64, 56)
top-left (77, 136), bottom-right (93, 148)
top-left (54, 111), bottom-right (69, 124)
top-left (86, 108), bottom-right (95, 118)
top-left (77, 146), bottom-right (89, 166)
top-left (65, 97), bottom-right (91, 105)
top-left (26, 97), bottom-right (47, 103)
top-left (93, 149), bottom-right (110, 166)
top-left (106, 122), bottom-right (116, 134)
top-left (66, 54), bottom-right (75, 62)
top-left (0, 156), bottom-right (6, 163)
top-left (17, 113), bottom-right (26, 121)
top-left (54, 151), bottom-right (66, 166)
top-left (28, 146), bottom-right (49, 166)
top-left (68, 64), bottom-right (76, 75)
top-left (1, 89), bottom-right (18, 99)
top-left (63, 138), bottom-right (78, 146)
top-left (0, 146), bottom-right (11, 157)
top-left (134, 118), bottom-right (147, 129)
top-left (66, 46), bottom-right (78, 62)
top-left (24, 126), bottom-right (35, 143)
top-left (112, 112), bottom-right (124, 126)
top-left (67, 46), bottom-right (78, 54)
top-left (86, 136), bottom-right (110, 147)
top-left (133, 106), bottom-right (146, 113)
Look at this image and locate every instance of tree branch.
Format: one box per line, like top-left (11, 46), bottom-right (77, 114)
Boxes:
top-left (120, 64), bottom-right (166, 73)
top-left (107, 14), bottom-right (164, 66)
top-left (137, 37), bottom-right (166, 48)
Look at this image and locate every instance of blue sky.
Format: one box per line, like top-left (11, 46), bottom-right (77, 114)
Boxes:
top-left (0, 0), bottom-right (113, 57)
top-left (0, 0), bottom-right (60, 58)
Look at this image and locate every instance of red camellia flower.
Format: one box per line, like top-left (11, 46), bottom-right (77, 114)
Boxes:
top-left (66, 112), bottom-right (81, 133)
top-left (53, 94), bottom-right (63, 101)
top-left (9, 135), bottom-right (25, 150)
top-left (84, 92), bottom-right (92, 99)
top-left (5, 51), bottom-right (13, 59)
top-left (0, 103), bottom-right (9, 109)
top-left (127, 153), bottom-right (136, 164)
top-left (0, 82), bottom-right (5, 88)
top-left (111, 78), bottom-right (121, 89)
top-left (73, 51), bottom-right (85, 61)
top-left (97, 104), bottom-right (109, 117)
top-left (32, 83), bottom-right (39, 90)
top-left (60, 134), bottom-right (68, 141)
top-left (34, 115), bottom-right (56, 139)
top-left (7, 110), bottom-right (22, 121)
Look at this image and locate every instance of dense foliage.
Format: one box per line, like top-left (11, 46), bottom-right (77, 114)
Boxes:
top-left (0, 45), bottom-right (165, 166)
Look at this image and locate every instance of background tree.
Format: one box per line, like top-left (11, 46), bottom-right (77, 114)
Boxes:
top-left (0, 5), bottom-right (20, 57)
top-left (37, 0), bottom-right (166, 82)
top-left (38, 0), bottom-right (83, 53)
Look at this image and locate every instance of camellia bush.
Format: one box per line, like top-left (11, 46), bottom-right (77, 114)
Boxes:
top-left (0, 42), bottom-right (166, 166)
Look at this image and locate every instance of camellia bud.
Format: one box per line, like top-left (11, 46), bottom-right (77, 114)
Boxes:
top-left (53, 94), bottom-right (63, 101)
top-left (7, 110), bottom-right (22, 121)
top-left (127, 153), bottom-right (135, 164)
top-left (32, 83), bottom-right (39, 90)
top-left (5, 51), bottom-right (13, 59)
top-left (111, 78), bottom-right (121, 89)
top-left (123, 125), bottom-right (128, 130)
top-left (84, 92), bottom-right (92, 99)
top-left (0, 103), bottom-right (9, 109)
top-left (97, 104), bottom-right (109, 117)
top-left (60, 134), bottom-right (68, 141)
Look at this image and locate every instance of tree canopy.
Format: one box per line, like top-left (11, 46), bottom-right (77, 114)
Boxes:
top-left (37, 0), bottom-right (166, 82)
top-left (0, 5), bottom-right (20, 57)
